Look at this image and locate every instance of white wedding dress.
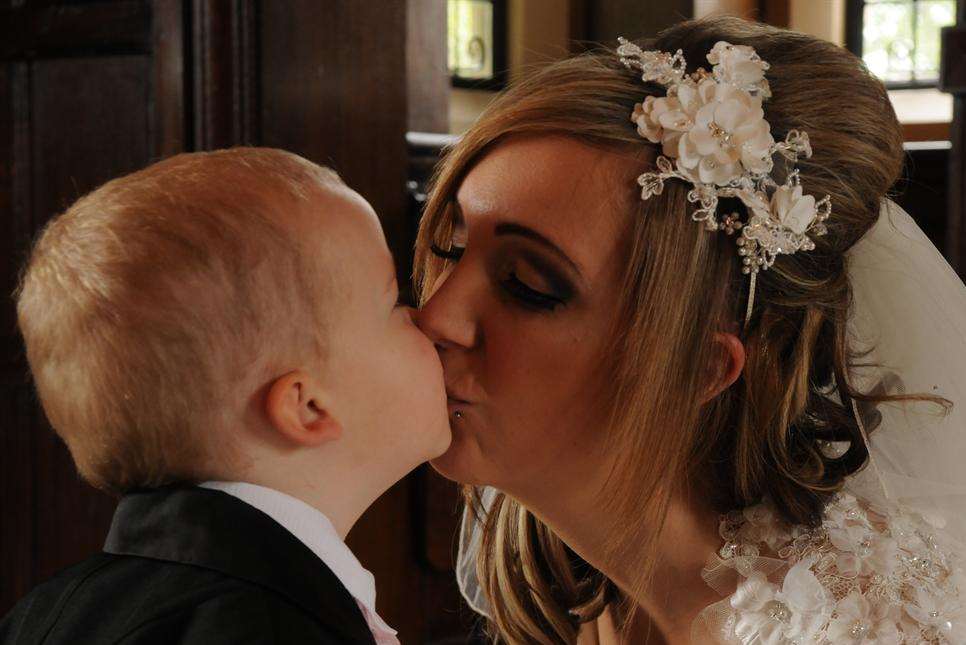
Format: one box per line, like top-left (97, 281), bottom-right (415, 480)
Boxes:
top-left (457, 201), bottom-right (966, 644)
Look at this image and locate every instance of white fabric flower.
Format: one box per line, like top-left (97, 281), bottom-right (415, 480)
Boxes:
top-left (632, 80), bottom-right (712, 157)
top-left (631, 95), bottom-right (690, 158)
top-left (676, 79), bottom-right (774, 186)
top-left (731, 558), bottom-right (830, 644)
top-left (707, 495), bottom-right (964, 645)
top-left (707, 41), bottom-right (771, 96)
top-left (741, 503), bottom-right (787, 552)
top-left (827, 592), bottom-right (901, 644)
top-left (769, 184), bottom-right (818, 235)
top-left (823, 497), bottom-right (898, 578)
top-left (904, 586), bottom-right (964, 643)
top-left (622, 39), bottom-right (830, 274)
top-left (631, 96), bottom-right (662, 142)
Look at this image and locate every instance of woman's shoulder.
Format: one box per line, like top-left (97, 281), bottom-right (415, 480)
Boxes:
top-left (695, 492), bottom-right (965, 644)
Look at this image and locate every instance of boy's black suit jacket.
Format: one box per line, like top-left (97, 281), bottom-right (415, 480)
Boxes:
top-left (0, 486), bottom-right (378, 644)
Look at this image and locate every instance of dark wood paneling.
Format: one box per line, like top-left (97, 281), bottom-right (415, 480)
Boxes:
top-left (259, 0), bottom-right (411, 278)
top-left (407, 0), bottom-right (449, 133)
top-left (29, 55), bottom-right (152, 581)
top-left (0, 60), bottom-right (35, 613)
top-left (941, 4), bottom-right (966, 277)
top-left (191, 0), bottom-right (257, 149)
top-left (418, 467), bottom-right (462, 574)
top-left (0, 62), bottom-right (29, 371)
top-left (1, 385), bottom-right (36, 613)
top-left (2, 3), bottom-right (479, 641)
top-left (0, 1), bottom-right (187, 616)
top-left (31, 57), bottom-right (150, 226)
top-left (896, 144), bottom-right (950, 252)
top-left (587, 0), bottom-right (692, 42)
top-left (259, 1), bottom-right (419, 639)
top-left (758, 0), bottom-right (790, 27)
top-left (152, 0), bottom-right (186, 158)
top-left (0, 1), bottom-right (151, 60)
top-left (950, 100), bottom-right (964, 275)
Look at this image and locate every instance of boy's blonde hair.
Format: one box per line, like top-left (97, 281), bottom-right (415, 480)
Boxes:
top-left (17, 147), bottom-right (342, 495)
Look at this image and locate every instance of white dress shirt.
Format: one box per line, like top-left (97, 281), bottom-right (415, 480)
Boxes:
top-left (198, 481), bottom-right (399, 645)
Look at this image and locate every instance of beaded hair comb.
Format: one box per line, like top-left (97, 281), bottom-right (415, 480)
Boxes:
top-left (617, 38), bottom-right (831, 324)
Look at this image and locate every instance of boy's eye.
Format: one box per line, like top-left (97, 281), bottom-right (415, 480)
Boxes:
top-left (430, 243), bottom-right (465, 262)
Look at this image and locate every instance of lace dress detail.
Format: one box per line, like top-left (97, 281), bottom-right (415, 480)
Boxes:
top-left (694, 493), bottom-right (965, 644)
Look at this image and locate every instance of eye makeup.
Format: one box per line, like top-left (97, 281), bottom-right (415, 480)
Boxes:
top-left (497, 248), bottom-right (575, 312)
top-left (430, 243), bottom-right (465, 261)
top-left (429, 198), bottom-right (578, 312)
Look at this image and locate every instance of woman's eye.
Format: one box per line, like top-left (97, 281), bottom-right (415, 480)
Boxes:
top-left (430, 243), bottom-right (465, 262)
top-left (502, 273), bottom-right (565, 311)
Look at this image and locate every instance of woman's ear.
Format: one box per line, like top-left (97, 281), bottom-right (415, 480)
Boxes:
top-left (265, 370), bottom-right (342, 446)
top-left (702, 332), bottom-right (746, 403)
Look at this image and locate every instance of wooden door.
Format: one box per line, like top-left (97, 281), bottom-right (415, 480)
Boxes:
top-left (0, 0), bottom-right (187, 613)
top-left (0, 2), bottom-right (475, 642)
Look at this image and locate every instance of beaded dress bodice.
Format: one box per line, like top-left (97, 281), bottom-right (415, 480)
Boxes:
top-left (692, 493), bottom-right (964, 644)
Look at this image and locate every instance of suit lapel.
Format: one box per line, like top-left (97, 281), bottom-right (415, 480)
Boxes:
top-left (104, 486), bottom-right (376, 644)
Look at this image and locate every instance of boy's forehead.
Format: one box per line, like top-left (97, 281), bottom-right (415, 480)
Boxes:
top-left (298, 183), bottom-right (393, 275)
top-left (301, 183), bottom-right (382, 242)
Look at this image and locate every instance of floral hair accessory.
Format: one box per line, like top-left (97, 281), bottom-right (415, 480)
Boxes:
top-left (617, 38), bottom-right (832, 323)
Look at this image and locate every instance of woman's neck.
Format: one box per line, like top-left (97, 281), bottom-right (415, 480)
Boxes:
top-left (512, 480), bottom-right (724, 644)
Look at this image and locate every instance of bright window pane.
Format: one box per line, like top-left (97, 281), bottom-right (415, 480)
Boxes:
top-left (447, 0), bottom-right (494, 80)
top-left (861, 0), bottom-right (957, 85)
top-left (862, 2), bottom-right (915, 82)
top-left (914, 0), bottom-right (956, 81)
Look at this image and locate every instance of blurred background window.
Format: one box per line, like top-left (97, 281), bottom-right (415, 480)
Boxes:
top-left (447, 0), bottom-right (507, 88)
top-left (848, 0), bottom-right (957, 88)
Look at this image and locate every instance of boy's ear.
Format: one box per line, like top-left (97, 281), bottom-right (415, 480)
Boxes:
top-left (265, 370), bottom-right (342, 446)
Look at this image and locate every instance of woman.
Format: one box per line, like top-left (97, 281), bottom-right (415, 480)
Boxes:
top-left (414, 16), bottom-right (966, 644)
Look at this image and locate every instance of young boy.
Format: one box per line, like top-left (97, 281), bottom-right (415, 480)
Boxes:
top-left (2, 148), bottom-right (451, 644)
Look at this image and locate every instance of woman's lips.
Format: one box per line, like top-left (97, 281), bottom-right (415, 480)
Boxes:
top-left (445, 387), bottom-right (472, 405)
top-left (447, 393), bottom-right (471, 419)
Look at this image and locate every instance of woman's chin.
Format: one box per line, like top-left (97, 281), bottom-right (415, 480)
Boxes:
top-left (429, 432), bottom-right (486, 485)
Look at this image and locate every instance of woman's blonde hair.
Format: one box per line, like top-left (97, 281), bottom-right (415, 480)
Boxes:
top-left (415, 16), bottom-right (946, 644)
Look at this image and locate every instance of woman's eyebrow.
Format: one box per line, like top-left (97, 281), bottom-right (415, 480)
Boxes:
top-left (493, 222), bottom-right (582, 277)
top-left (452, 197), bottom-right (582, 277)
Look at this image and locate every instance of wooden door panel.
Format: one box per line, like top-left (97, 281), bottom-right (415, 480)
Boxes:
top-left (1, 3), bottom-right (477, 641)
top-left (0, 1), bottom-right (186, 615)
top-left (31, 56), bottom-right (152, 225)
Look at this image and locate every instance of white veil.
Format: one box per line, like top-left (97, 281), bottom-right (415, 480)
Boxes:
top-left (839, 199), bottom-right (966, 545)
top-left (454, 198), bottom-right (966, 620)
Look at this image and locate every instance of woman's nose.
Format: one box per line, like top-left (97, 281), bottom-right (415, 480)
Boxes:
top-left (414, 271), bottom-right (479, 351)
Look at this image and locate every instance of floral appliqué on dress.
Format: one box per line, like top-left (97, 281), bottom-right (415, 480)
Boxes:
top-left (696, 493), bottom-right (965, 644)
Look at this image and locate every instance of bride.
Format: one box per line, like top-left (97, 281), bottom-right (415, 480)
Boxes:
top-left (414, 15), bottom-right (966, 645)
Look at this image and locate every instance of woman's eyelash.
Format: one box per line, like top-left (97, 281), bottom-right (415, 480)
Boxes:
top-left (503, 273), bottom-right (565, 311)
top-left (430, 243), bottom-right (465, 261)
top-left (429, 242), bottom-right (567, 311)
